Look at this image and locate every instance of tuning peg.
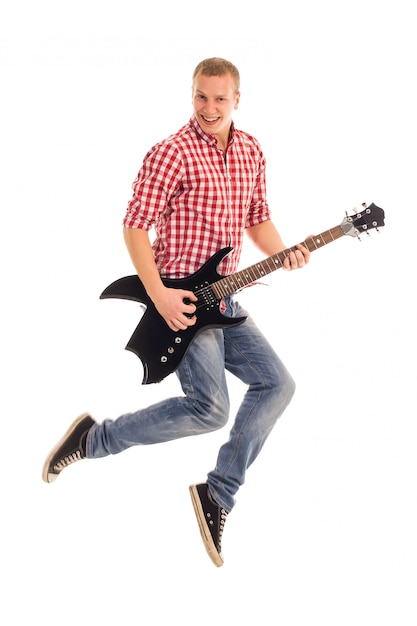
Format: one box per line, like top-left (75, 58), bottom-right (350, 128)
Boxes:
top-left (362, 202), bottom-right (368, 209)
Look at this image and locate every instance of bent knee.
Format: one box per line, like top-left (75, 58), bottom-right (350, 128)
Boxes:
top-left (195, 401), bottom-right (230, 431)
top-left (269, 367), bottom-right (296, 406)
top-left (285, 372), bottom-right (296, 400)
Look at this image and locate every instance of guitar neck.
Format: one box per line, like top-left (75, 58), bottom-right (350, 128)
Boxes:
top-left (211, 224), bottom-right (344, 299)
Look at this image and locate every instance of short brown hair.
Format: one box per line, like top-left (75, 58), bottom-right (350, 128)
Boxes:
top-left (192, 57), bottom-right (240, 93)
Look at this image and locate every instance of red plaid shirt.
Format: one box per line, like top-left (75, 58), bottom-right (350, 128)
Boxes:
top-left (123, 116), bottom-right (271, 278)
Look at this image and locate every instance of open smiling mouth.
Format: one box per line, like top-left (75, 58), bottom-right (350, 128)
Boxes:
top-left (202, 115), bottom-right (220, 123)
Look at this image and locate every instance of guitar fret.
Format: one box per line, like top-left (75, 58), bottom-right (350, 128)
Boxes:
top-left (217, 279), bottom-right (226, 296)
top-left (306, 226), bottom-right (342, 251)
top-left (256, 262), bottom-right (266, 277)
top-left (264, 256), bottom-right (277, 272)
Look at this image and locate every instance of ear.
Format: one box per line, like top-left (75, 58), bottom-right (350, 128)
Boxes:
top-left (234, 92), bottom-right (241, 110)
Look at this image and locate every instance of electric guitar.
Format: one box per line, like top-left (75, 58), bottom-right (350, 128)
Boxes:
top-left (100, 202), bottom-right (385, 384)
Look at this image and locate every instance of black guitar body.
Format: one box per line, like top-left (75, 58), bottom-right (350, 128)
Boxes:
top-left (100, 247), bottom-right (246, 384)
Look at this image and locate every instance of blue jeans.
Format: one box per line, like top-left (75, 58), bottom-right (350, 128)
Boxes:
top-left (86, 298), bottom-right (295, 512)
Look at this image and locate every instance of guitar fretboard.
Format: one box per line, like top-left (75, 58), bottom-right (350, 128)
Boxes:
top-left (211, 225), bottom-right (344, 299)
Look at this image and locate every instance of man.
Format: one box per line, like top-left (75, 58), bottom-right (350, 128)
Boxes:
top-left (43, 58), bottom-right (310, 567)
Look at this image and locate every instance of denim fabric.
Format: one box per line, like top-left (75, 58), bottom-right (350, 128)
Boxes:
top-left (87, 298), bottom-right (295, 511)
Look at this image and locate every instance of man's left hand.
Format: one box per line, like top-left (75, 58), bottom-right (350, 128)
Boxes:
top-left (283, 243), bottom-right (310, 270)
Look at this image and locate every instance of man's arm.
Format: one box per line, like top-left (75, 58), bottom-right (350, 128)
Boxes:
top-left (246, 220), bottom-right (310, 269)
top-left (123, 227), bottom-right (197, 331)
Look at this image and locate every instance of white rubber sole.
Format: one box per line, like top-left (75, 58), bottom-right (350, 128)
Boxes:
top-left (189, 484), bottom-right (223, 567)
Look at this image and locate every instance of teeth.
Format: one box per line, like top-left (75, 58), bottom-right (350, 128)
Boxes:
top-left (203, 116), bottom-right (219, 122)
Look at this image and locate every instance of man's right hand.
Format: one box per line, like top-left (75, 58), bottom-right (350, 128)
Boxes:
top-left (152, 286), bottom-right (198, 332)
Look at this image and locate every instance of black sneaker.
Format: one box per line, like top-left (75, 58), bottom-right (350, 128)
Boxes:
top-left (189, 483), bottom-right (228, 567)
top-left (42, 413), bottom-right (95, 483)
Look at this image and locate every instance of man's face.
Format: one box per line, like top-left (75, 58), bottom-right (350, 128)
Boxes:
top-left (192, 72), bottom-right (240, 147)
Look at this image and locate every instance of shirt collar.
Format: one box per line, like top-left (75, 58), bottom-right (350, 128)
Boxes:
top-left (189, 115), bottom-right (236, 149)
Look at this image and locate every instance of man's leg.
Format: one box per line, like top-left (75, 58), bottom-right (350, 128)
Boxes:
top-left (207, 301), bottom-right (296, 513)
top-left (189, 299), bottom-right (295, 566)
top-left (43, 328), bottom-right (230, 481)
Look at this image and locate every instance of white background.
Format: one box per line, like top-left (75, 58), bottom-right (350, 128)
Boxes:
top-left (1, 1), bottom-right (416, 624)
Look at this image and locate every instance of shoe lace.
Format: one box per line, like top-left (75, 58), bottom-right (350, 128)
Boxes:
top-left (218, 509), bottom-right (228, 550)
top-left (54, 450), bottom-right (83, 472)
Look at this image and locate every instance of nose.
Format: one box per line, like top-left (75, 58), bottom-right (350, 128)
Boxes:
top-left (204, 99), bottom-right (217, 113)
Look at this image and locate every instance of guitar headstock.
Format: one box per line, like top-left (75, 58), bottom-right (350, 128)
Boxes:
top-left (340, 203), bottom-right (385, 238)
